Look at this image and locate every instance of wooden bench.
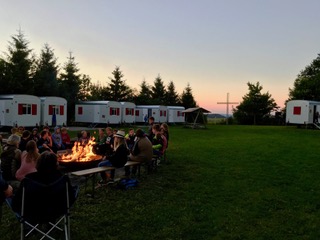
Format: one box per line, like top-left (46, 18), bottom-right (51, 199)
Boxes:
top-left (71, 166), bottom-right (116, 197)
top-left (125, 161), bottom-right (142, 177)
top-left (71, 161), bottom-right (142, 197)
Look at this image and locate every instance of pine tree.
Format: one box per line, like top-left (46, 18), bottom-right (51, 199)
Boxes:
top-left (78, 74), bottom-right (92, 101)
top-left (0, 59), bottom-right (8, 94)
top-left (88, 82), bottom-right (109, 100)
top-left (181, 83), bottom-right (197, 109)
top-left (165, 81), bottom-right (180, 105)
top-left (233, 82), bottom-right (278, 125)
top-left (151, 74), bottom-right (166, 105)
top-left (135, 79), bottom-right (152, 104)
top-left (33, 43), bottom-right (59, 96)
top-left (0, 29), bottom-right (35, 94)
top-left (58, 52), bottom-right (81, 123)
top-left (106, 66), bottom-right (133, 101)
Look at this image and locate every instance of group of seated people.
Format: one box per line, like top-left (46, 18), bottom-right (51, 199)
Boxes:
top-left (0, 117), bottom-right (170, 218)
top-left (92, 117), bottom-right (170, 184)
top-left (1, 126), bottom-right (72, 154)
top-left (0, 150), bottom-right (77, 222)
top-left (0, 126), bottom-right (72, 182)
top-left (0, 128), bottom-right (78, 223)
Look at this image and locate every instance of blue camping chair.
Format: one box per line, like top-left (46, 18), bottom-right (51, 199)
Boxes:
top-left (8, 175), bottom-right (78, 240)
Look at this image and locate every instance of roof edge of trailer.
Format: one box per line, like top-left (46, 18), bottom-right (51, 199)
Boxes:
top-left (0, 94), bottom-right (40, 100)
top-left (167, 106), bottom-right (185, 110)
top-left (136, 105), bottom-right (167, 108)
top-left (120, 102), bottom-right (136, 105)
top-left (39, 96), bottom-right (67, 101)
top-left (77, 101), bottom-right (122, 105)
top-left (288, 100), bottom-right (320, 104)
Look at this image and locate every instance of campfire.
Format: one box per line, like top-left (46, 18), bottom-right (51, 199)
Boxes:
top-left (58, 138), bottom-right (102, 168)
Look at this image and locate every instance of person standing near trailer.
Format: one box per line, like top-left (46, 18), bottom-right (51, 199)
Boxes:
top-left (147, 117), bottom-right (155, 141)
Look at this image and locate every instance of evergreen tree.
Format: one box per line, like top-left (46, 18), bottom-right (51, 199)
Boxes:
top-left (181, 83), bottom-right (197, 109)
top-left (165, 81), bottom-right (180, 105)
top-left (106, 66), bottom-right (133, 101)
top-left (288, 54), bottom-right (320, 101)
top-left (135, 79), bottom-right (152, 105)
top-left (151, 74), bottom-right (166, 105)
top-left (233, 82), bottom-right (278, 125)
top-left (78, 74), bottom-right (92, 101)
top-left (0, 59), bottom-right (8, 94)
top-left (88, 82), bottom-right (109, 101)
top-left (0, 30), bottom-right (35, 94)
top-left (33, 43), bottom-right (59, 96)
top-left (58, 52), bottom-right (81, 123)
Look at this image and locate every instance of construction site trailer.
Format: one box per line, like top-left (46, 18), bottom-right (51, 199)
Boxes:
top-left (120, 102), bottom-right (135, 124)
top-left (75, 101), bottom-right (122, 124)
top-left (167, 106), bottom-right (185, 123)
top-left (286, 100), bottom-right (320, 125)
top-left (40, 97), bottom-right (67, 126)
top-left (0, 94), bottom-right (41, 127)
top-left (135, 105), bottom-right (167, 123)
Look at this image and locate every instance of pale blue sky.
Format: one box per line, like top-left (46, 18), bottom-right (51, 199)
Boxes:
top-left (1, 1), bottom-right (320, 113)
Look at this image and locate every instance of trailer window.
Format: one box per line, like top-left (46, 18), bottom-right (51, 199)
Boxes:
top-left (126, 108), bottom-right (134, 116)
top-left (49, 105), bottom-right (60, 115)
top-left (110, 108), bottom-right (118, 115)
top-left (78, 107), bottom-right (83, 115)
top-left (18, 104), bottom-right (32, 115)
top-left (293, 107), bottom-right (301, 115)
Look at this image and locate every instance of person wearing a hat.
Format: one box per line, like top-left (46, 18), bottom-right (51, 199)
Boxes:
top-left (98, 130), bottom-right (129, 184)
top-left (0, 134), bottom-right (22, 181)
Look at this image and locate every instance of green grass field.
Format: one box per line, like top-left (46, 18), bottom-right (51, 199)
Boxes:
top-left (1, 125), bottom-right (320, 239)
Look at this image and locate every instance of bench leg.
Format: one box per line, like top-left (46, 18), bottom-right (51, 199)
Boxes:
top-left (83, 174), bottom-right (97, 198)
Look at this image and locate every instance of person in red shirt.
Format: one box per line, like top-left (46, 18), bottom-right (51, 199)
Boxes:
top-left (61, 127), bottom-right (71, 149)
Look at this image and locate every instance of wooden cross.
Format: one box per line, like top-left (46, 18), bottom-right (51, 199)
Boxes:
top-left (217, 93), bottom-right (239, 124)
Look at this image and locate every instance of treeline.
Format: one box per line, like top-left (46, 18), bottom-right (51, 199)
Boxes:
top-left (233, 53), bottom-right (320, 125)
top-left (0, 30), bottom-right (197, 123)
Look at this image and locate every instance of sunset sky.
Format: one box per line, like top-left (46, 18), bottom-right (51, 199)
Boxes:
top-left (1, 1), bottom-right (320, 114)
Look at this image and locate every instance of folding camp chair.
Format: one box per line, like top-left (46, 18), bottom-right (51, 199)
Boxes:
top-left (9, 175), bottom-right (77, 240)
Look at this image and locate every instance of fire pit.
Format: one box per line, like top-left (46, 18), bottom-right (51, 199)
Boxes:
top-left (58, 139), bottom-right (103, 170)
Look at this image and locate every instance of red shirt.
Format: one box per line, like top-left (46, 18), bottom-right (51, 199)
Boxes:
top-left (61, 132), bottom-right (71, 144)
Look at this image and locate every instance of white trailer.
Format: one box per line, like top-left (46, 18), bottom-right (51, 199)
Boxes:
top-left (40, 97), bottom-right (67, 126)
top-left (167, 106), bottom-right (185, 123)
top-left (75, 101), bottom-right (122, 124)
top-left (135, 105), bottom-right (167, 123)
top-left (0, 94), bottom-right (41, 127)
top-left (286, 100), bottom-right (320, 124)
top-left (120, 102), bottom-right (135, 124)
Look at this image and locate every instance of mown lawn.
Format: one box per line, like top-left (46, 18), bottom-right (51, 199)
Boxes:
top-left (1, 125), bottom-right (320, 239)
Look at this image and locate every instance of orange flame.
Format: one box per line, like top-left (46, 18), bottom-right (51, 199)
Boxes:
top-left (59, 138), bottom-right (101, 162)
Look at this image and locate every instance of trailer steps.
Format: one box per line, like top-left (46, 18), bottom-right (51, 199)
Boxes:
top-left (88, 123), bottom-right (98, 128)
top-left (313, 123), bottom-right (320, 130)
